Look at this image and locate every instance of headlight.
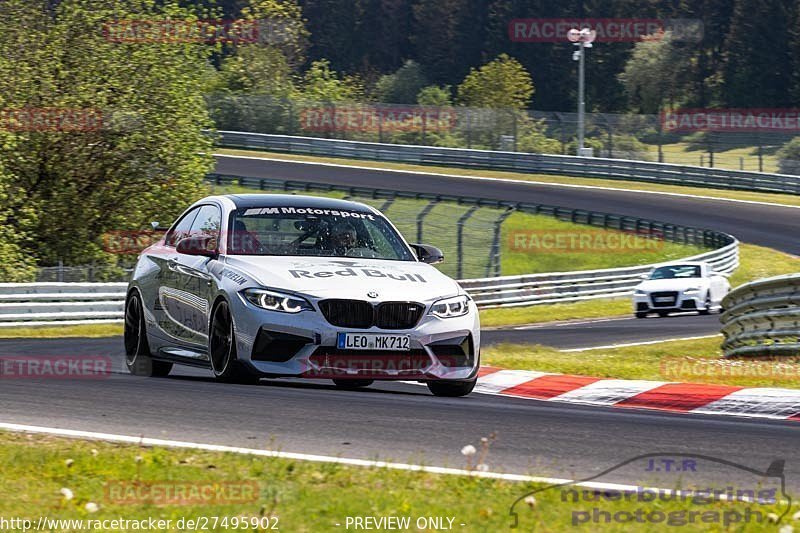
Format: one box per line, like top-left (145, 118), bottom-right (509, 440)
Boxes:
top-left (431, 295), bottom-right (470, 318)
top-left (683, 286), bottom-right (702, 294)
top-left (242, 289), bottom-right (312, 313)
top-left (634, 289), bottom-right (646, 296)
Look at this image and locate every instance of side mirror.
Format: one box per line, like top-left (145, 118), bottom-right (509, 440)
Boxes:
top-left (411, 243), bottom-right (444, 265)
top-left (176, 235), bottom-right (218, 257)
top-left (639, 274), bottom-right (649, 280)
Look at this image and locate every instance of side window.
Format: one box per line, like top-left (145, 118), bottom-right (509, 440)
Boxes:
top-left (190, 205), bottom-right (222, 243)
top-left (165, 208), bottom-right (200, 248)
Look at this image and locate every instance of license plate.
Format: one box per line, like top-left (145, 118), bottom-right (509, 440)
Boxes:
top-left (655, 297), bottom-right (674, 303)
top-left (337, 333), bottom-right (410, 351)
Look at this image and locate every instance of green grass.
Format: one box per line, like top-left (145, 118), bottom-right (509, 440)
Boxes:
top-left (0, 324), bottom-right (123, 338)
top-left (484, 336), bottom-right (800, 390)
top-left (0, 431), bottom-right (791, 532)
top-left (215, 147), bottom-right (800, 207)
top-left (208, 182), bottom-right (704, 280)
top-left (480, 243), bottom-right (799, 328)
top-left (647, 141), bottom-right (781, 173)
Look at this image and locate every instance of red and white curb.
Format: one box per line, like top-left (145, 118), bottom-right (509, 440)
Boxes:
top-left (474, 367), bottom-right (800, 421)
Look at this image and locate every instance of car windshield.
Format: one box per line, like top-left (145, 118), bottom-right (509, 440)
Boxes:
top-left (649, 265), bottom-right (701, 279)
top-left (228, 206), bottom-right (415, 261)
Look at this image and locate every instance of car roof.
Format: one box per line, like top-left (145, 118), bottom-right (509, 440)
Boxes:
top-left (655, 262), bottom-right (707, 267)
top-left (222, 193), bottom-right (377, 213)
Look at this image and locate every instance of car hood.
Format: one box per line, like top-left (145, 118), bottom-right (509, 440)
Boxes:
top-left (636, 278), bottom-right (707, 292)
top-left (224, 255), bottom-right (462, 301)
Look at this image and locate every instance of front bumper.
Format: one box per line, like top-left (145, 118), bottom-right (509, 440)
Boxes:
top-left (633, 291), bottom-right (705, 312)
top-left (231, 297), bottom-right (481, 381)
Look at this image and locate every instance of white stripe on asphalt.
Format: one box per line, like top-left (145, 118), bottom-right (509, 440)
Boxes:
top-left (213, 153), bottom-right (800, 210)
top-left (560, 334), bottom-right (721, 352)
top-left (549, 379), bottom-right (668, 406)
top-left (473, 370), bottom-right (550, 395)
top-left (691, 388), bottom-right (800, 420)
top-left (0, 421), bottom-right (777, 506)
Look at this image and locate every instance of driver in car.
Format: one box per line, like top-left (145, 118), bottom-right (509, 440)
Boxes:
top-left (330, 222), bottom-right (358, 254)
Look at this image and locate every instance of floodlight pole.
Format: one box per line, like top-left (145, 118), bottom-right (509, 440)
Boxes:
top-left (577, 40), bottom-right (586, 153)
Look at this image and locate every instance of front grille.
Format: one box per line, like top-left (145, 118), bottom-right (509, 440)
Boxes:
top-left (319, 299), bottom-right (425, 330)
top-left (376, 302), bottom-right (425, 329)
top-left (318, 299), bottom-right (373, 328)
top-left (650, 291), bottom-right (679, 308)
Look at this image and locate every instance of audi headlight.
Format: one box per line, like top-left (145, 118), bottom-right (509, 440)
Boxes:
top-left (242, 289), bottom-right (312, 313)
top-left (431, 295), bottom-right (470, 318)
top-left (683, 286), bottom-right (702, 294)
top-left (634, 289), bottom-right (647, 296)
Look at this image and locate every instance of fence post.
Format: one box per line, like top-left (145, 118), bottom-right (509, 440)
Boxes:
top-left (466, 109), bottom-right (472, 149)
top-left (456, 206), bottom-right (480, 279)
top-left (57, 259), bottom-right (64, 283)
top-left (708, 132), bottom-right (714, 168)
top-left (512, 111), bottom-right (518, 152)
top-left (555, 112), bottom-right (567, 154)
top-left (416, 200), bottom-right (439, 243)
top-left (757, 133), bottom-right (764, 172)
top-left (488, 207), bottom-right (515, 277)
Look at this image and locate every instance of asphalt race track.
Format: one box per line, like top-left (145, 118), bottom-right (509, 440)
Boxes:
top-left (1, 339), bottom-right (800, 491)
top-left (2, 156), bottom-right (798, 490)
top-left (214, 155), bottom-right (800, 254)
top-left (482, 313), bottom-right (720, 348)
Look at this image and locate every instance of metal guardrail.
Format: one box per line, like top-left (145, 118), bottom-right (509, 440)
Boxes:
top-left (216, 131), bottom-right (800, 194)
top-left (463, 242), bottom-right (738, 308)
top-left (0, 283), bottom-right (127, 326)
top-left (720, 274), bottom-right (800, 358)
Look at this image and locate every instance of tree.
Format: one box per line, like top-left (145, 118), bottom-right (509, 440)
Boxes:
top-left (722, 0), bottom-right (794, 107)
top-left (301, 60), bottom-right (364, 102)
top-left (0, 0), bottom-right (214, 268)
top-left (618, 32), bottom-right (691, 114)
top-left (373, 60), bottom-right (428, 103)
top-left (456, 54), bottom-right (533, 109)
top-left (416, 85), bottom-right (452, 106)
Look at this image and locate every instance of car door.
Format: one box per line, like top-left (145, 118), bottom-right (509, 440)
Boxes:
top-left (166, 204), bottom-right (223, 348)
top-left (153, 207), bottom-right (201, 341)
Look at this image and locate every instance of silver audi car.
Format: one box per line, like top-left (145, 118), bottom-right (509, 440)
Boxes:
top-left (124, 194), bottom-right (481, 396)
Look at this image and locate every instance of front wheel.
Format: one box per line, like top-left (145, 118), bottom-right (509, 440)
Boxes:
top-left (698, 294), bottom-right (712, 315)
top-left (427, 378), bottom-right (477, 397)
top-left (209, 301), bottom-right (260, 385)
top-left (124, 291), bottom-right (172, 377)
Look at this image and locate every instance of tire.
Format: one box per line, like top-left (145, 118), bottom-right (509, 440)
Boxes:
top-left (698, 294), bottom-right (712, 315)
top-left (332, 379), bottom-right (374, 389)
top-left (124, 291), bottom-right (172, 377)
top-left (657, 310), bottom-right (670, 317)
top-left (209, 300), bottom-right (260, 384)
top-left (427, 378), bottom-right (477, 397)
top-left (635, 311), bottom-right (648, 319)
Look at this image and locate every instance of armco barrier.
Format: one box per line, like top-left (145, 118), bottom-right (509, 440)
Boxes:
top-left (720, 274), bottom-right (800, 358)
top-left (216, 131), bottom-right (800, 194)
top-left (0, 283), bottom-right (127, 326)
